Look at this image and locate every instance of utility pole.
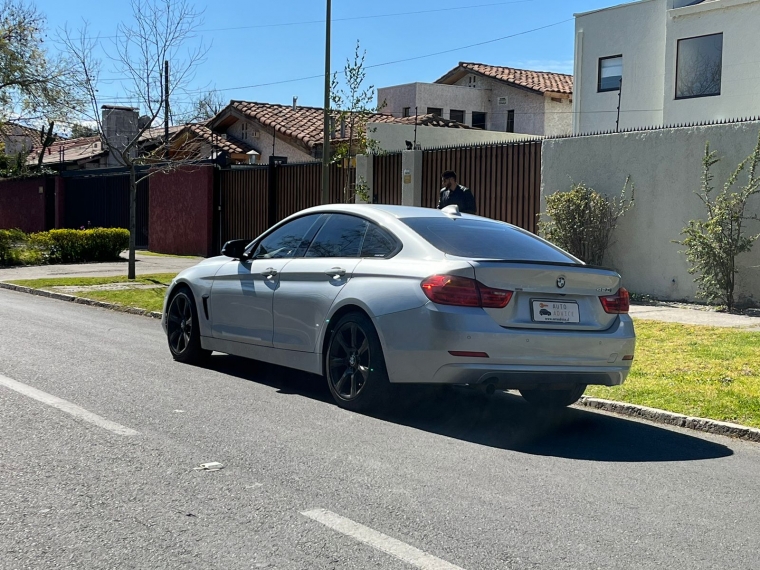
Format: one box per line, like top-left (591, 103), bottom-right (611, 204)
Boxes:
top-left (164, 60), bottom-right (170, 156)
top-left (321, 0), bottom-right (331, 204)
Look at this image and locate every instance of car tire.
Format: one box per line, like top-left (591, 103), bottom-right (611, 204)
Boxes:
top-left (166, 286), bottom-right (211, 365)
top-left (519, 384), bottom-right (586, 408)
top-left (325, 312), bottom-right (390, 412)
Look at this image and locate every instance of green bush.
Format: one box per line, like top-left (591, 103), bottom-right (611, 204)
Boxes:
top-left (0, 228), bottom-right (26, 266)
top-left (540, 178), bottom-right (635, 266)
top-left (0, 228), bottom-right (129, 265)
top-left (45, 228), bottom-right (129, 263)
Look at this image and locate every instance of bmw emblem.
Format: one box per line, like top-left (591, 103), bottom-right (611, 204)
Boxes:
top-left (556, 276), bottom-right (566, 289)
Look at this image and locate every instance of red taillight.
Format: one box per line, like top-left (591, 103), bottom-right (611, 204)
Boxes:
top-left (599, 287), bottom-right (630, 314)
top-left (421, 275), bottom-right (513, 308)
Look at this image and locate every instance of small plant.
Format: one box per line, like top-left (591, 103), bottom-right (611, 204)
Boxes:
top-left (540, 178), bottom-right (635, 266)
top-left (0, 228), bottom-right (27, 265)
top-left (676, 132), bottom-right (760, 312)
top-left (355, 175), bottom-right (371, 203)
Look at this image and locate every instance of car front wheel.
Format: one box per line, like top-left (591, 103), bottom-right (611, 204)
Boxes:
top-left (325, 312), bottom-right (389, 412)
top-left (519, 384), bottom-right (586, 408)
top-left (166, 287), bottom-right (210, 364)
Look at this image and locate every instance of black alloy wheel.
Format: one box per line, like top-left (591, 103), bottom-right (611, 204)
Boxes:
top-left (326, 312), bottom-right (389, 411)
top-left (166, 287), bottom-right (210, 364)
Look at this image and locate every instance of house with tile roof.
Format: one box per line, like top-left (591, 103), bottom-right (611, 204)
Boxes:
top-left (377, 62), bottom-right (574, 137)
top-left (205, 100), bottom-right (476, 164)
top-left (0, 122), bottom-right (41, 156)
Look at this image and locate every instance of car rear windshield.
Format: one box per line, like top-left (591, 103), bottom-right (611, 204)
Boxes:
top-left (401, 217), bottom-right (579, 262)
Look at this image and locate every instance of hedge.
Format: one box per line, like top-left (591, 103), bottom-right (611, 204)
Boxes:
top-left (0, 228), bottom-right (130, 266)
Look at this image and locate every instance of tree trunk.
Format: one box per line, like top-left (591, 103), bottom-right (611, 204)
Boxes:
top-left (128, 165), bottom-right (137, 280)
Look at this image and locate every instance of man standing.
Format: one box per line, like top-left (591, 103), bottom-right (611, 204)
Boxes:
top-left (437, 170), bottom-right (476, 214)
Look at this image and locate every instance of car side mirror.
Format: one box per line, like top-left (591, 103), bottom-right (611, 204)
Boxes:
top-left (221, 239), bottom-right (250, 259)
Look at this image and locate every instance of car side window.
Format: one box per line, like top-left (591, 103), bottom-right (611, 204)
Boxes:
top-left (361, 223), bottom-right (397, 258)
top-left (305, 214), bottom-right (369, 258)
top-left (253, 214), bottom-right (321, 259)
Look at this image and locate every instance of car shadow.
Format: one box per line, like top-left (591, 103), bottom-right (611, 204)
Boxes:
top-left (204, 355), bottom-right (733, 463)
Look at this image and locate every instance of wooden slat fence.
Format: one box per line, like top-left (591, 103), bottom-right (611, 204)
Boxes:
top-left (372, 152), bottom-right (403, 205)
top-left (421, 141), bottom-right (541, 233)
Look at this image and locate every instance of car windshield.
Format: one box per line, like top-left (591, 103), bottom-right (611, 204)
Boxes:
top-left (401, 217), bottom-right (579, 263)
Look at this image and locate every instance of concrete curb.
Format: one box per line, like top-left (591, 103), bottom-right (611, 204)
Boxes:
top-left (3, 280), bottom-right (759, 444)
top-left (579, 397), bottom-right (760, 443)
top-left (0, 282), bottom-right (163, 320)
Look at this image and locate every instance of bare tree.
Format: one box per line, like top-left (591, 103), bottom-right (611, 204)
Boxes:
top-left (176, 88), bottom-right (226, 123)
top-left (62, 0), bottom-right (207, 279)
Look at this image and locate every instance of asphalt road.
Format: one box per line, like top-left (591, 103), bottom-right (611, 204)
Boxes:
top-left (1, 288), bottom-right (759, 570)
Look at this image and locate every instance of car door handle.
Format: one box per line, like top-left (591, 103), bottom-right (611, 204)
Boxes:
top-left (261, 268), bottom-right (278, 278)
top-left (325, 267), bottom-right (346, 278)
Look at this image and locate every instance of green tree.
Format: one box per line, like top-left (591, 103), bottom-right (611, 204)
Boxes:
top-left (330, 40), bottom-right (384, 203)
top-left (677, 132), bottom-right (760, 311)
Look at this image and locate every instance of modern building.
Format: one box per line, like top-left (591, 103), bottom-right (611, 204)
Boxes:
top-left (378, 62), bottom-right (574, 137)
top-left (572, 0), bottom-right (760, 134)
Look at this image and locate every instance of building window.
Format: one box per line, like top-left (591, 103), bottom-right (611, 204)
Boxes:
top-left (472, 112), bottom-right (486, 130)
top-left (506, 110), bottom-right (515, 133)
top-left (672, 0), bottom-right (706, 8)
top-left (402, 107), bottom-right (411, 117)
top-left (598, 55), bottom-right (623, 92)
top-left (468, 75), bottom-right (477, 88)
top-left (676, 33), bottom-right (723, 99)
top-left (241, 122), bottom-right (249, 140)
top-left (450, 109), bottom-right (465, 123)
top-left (427, 107), bottom-right (443, 117)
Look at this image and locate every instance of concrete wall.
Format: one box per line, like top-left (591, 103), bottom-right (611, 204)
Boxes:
top-left (367, 123), bottom-right (539, 152)
top-left (149, 165), bottom-right (215, 257)
top-left (0, 177), bottom-right (47, 233)
top-left (378, 82), bottom-right (488, 127)
top-left (542, 120), bottom-right (760, 305)
top-left (102, 106), bottom-right (139, 167)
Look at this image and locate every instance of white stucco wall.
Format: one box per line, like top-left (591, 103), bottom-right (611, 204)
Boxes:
top-left (227, 118), bottom-right (313, 164)
top-left (663, 0), bottom-right (760, 124)
top-left (541, 120), bottom-right (760, 305)
top-left (573, 0), bottom-right (666, 134)
top-left (574, 0), bottom-right (760, 134)
top-left (367, 123), bottom-right (539, 152)
top-left (377, 77), bottom-right (572, 136)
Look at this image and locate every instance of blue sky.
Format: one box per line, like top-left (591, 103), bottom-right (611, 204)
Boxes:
top-left (39, 0), bottom-right (618, 114)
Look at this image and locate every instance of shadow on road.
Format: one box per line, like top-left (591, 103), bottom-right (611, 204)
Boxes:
top-left (205, 355), bottom-right (733, 463)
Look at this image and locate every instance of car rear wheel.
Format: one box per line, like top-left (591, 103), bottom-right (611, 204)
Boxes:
top-left (519, 384), bottom-right (586, 408)
top-left (166, 287), bottom-right (210, 365)
top-left (326, 312), bottom-right (389, 412)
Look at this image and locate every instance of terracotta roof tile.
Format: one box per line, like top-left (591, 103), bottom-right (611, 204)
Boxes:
top-left (230, 101), bottom-right (435, 147)
top-left (183, 124), bottom-right (257, 155)
top-left (437, 62), bottom-right (573, 95)
top-left (27, 136), bottom-right (105, 165)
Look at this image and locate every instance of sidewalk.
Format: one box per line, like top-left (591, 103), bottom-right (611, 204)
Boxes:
top-left (1, 253), bottom-right (759, 330)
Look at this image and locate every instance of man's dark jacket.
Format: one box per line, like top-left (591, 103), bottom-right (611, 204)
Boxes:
top-left (438, 184), bottom-right (476, 214)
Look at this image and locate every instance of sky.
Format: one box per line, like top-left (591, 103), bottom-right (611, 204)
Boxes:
top-left (37, 0), bottom-right (620, 117)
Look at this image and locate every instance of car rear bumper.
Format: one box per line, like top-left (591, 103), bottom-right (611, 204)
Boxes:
top-left (373, 303), bottom-right (635, 387)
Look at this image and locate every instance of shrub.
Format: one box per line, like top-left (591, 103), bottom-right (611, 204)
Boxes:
top-left (676, 132), bottom-right (760, 312)
top-left (539, 178), bottom-right (635, 266)
top-left (0, 228), bottom-right (27, 266)
top-left (45, 228), bottom-right (130, 263)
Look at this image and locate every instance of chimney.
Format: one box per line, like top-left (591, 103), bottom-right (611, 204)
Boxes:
top-left (292, 96), bottom-right (298, 110)
top-left (101, 105), bottom-right (139, 167)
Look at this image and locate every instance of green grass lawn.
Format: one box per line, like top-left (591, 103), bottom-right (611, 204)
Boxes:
top-left (7, 273), bottom-right (760, 428)
top-left (587, 321), bottom-right (760, 428)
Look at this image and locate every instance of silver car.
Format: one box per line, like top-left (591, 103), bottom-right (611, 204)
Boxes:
top-left (162, 204), bottom-right (636, 411)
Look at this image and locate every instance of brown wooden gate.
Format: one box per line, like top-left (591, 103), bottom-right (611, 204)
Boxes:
top-left (372, 152), bottom-right (403, 205)
top-left (421, 141), bottom-right (541, 232)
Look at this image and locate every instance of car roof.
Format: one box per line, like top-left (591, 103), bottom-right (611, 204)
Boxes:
top-left (295, 203), bottom-right (489, 221)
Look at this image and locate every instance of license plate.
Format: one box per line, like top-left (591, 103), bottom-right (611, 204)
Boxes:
top-left (532, 300), bottom-right (580, 323)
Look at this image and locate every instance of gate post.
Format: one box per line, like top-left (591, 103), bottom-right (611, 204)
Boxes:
top-left (355, 154), bottom-right (373, 204)
top-left (401, 150), bottom-right (422, 207)
top-left (268, 155), bottom-right (287, 226)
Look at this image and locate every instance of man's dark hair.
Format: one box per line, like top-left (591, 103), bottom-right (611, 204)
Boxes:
top-left (442, 170), bottom-right (457, 180)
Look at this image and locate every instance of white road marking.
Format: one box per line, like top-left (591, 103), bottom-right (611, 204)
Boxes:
top-left (301, 508), bottom-right (466, 570)
top-left (0, 374), bottom-right (139, 436)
